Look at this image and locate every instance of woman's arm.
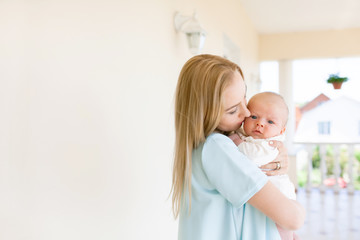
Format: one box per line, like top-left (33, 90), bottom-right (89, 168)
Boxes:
top-left (248, 181), bottom-right (305, 230)
top-left (252, 140), bottom-right (305, 229)
top-left (206, 134), bottom-right (304, 230)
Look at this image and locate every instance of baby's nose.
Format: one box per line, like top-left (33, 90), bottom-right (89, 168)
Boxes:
top-left (257, 122), bottom-right (264, 127)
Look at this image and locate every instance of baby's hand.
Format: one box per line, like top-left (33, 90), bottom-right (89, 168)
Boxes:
top-left (228, 133), bottom-right (243, 146)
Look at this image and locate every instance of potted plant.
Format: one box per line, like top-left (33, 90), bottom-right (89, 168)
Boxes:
top-left (326, 73), bottom-right (348, 89)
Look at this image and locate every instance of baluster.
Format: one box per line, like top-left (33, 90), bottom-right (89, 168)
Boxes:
top-left (306, 144), bottom-right (314, 192)
top-left (319, 144), bottom-right (327, 193)
top-left (347, 144), bottom-right (355, 194)
top-left (333, 144), bottom-right (340, 193)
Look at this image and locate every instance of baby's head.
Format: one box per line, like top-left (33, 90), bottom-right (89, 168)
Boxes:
top-left (243, 92), bottom-right (288, 139)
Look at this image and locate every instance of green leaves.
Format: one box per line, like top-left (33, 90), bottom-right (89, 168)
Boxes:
top-left (326, 73), bottom-right (349, 83)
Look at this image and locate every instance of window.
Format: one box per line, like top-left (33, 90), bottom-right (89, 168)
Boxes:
top-left (318, 121), bottom-right (331, 135)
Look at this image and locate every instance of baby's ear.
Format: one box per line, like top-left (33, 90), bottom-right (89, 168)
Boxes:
top-left (280, 127), bottom-right (286, 135)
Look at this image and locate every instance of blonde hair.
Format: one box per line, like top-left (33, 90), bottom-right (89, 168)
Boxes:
top-left (171, 54), bottom-right (244, 218)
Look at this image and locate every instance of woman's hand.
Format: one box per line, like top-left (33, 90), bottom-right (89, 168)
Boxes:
top-left (260, 140), bottom-right (289, 176)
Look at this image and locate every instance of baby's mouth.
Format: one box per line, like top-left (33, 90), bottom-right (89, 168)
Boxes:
top-left (253, 130), bottom-right (262, 134)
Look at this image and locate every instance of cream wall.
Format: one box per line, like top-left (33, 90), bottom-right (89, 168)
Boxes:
top-left (176, 0), bottom-right (260, 95)
top-left (0, 1), bottom-right (259, 239)
top-left (259, 28), bottom-right (360, 60)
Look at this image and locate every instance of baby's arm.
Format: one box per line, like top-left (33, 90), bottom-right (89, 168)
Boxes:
top-left (228, 133), bottom-right (244, 146)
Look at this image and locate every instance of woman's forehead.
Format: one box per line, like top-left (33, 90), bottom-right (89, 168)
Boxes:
top-left (223, 72), bottom-right (246, 106)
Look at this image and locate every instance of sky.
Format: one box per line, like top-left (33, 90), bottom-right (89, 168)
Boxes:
top-left (259, 57), bottom-right (360, 105)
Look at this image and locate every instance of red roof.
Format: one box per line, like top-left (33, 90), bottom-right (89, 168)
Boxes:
top-left (296, 93), bottom-right (330, 130)
top-left (300, 93), bottom-right (330, 113)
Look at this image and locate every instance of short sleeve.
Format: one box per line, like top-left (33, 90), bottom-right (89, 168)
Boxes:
top-left (202, 133), bottom-right (268, 208)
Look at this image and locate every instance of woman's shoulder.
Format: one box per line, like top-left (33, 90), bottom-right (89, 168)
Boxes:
top-left (203, 133), bottom-right (240, 157)
top-left (206, 132), bottom-right (232, 143)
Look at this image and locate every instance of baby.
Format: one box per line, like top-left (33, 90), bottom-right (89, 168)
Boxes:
top-left (231, 92), bottom-right (297, 239)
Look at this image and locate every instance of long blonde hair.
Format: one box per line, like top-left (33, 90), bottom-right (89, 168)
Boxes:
top-left (171, 54), bottom-right (244, 218)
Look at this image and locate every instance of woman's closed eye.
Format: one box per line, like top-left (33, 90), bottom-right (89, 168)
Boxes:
top-left (228, 107), bottom-right (238, 114)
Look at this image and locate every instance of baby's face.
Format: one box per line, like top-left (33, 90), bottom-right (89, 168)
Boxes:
top-left (243, 95), bottom-right (287, 139)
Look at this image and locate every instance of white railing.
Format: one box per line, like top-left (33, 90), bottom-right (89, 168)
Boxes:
top-left (296, 143), bottom-right (360, 194)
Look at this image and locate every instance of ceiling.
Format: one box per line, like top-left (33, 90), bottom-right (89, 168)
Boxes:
top-left (239, 0), bottom-right (360, 34)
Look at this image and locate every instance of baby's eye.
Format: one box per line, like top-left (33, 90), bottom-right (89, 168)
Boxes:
top-left (250, 115), bottom-right (257, 119)
top-left (268, 120), bottom-right (274, 124)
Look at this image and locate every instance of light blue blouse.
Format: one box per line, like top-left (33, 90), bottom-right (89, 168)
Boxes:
top-left (178, 133), bottom-right (281, 240)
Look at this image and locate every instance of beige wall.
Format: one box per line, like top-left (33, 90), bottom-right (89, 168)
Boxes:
top-left (260, 28), bottom-right (360, 60)
top-left (176, 0), bottom-right (260, 96)
top-left (0, 1), bottom-right (259, 239)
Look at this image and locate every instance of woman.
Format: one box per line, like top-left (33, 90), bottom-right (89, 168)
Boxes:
top-left (171, 54), bottom-right (305, 239)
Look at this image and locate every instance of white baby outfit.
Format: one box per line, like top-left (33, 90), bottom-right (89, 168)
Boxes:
top-left (236, 128), bottom-right (296, 200)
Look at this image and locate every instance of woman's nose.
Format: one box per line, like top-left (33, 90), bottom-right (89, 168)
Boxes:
top-left (240, 104), bottom-right (250, 117)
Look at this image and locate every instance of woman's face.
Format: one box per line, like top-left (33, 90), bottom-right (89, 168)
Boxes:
top-left (217, 71), bottom-right (250, 132)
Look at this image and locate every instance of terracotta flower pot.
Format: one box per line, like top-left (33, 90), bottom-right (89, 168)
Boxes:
top-left (332, 82), bottom-right (343, 89)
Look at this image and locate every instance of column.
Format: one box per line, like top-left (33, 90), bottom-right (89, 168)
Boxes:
top-left (278, 60), bottom-right (298, 187)
top-left (278, 60), bottom-right (296, 154)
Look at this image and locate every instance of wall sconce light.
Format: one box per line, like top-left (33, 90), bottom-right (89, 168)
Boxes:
top-left (174, 11), bottom-right (207, 55)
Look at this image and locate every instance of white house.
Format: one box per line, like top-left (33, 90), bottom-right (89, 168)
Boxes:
top-left (295, 96), bottom-right (360, 143)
